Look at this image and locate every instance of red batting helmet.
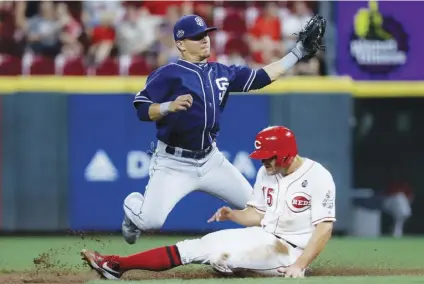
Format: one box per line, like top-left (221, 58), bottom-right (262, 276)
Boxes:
top-left (249, 126), bottom-right (298, 168)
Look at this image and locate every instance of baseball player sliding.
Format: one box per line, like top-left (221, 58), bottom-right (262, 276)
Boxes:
top-left (122, 14), bottom-right (327, 244)
top-left (82, 126), bottom-right (336, 279)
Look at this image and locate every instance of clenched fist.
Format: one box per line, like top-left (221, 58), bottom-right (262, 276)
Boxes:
top-left (207, 206), bottom-right (233, 223)
top-left (169, 94), bottom-right (193, 112)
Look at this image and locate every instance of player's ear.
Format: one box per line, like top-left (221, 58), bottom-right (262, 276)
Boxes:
top-left (176, 40), bottom-right (185, 52)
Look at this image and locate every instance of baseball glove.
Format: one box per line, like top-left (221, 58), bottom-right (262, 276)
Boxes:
top-left (295, 14), bottom-right (327, 58)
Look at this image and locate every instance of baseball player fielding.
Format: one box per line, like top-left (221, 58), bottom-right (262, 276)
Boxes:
top-left (82, 125), bottom-right (336, 279)
top-left (121, 14), bottom-right (327, 245)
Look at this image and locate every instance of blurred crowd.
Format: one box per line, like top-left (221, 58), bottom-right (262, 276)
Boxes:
top-left (0, 0), bottom-right (325, 76)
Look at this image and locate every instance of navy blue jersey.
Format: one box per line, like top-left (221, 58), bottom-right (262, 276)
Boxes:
top-left (134, 59), bottom-right (269, 151)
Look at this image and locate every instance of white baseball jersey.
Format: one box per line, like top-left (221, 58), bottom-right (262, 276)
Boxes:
top-left (247, 158), bottom-right (336, 249)
top-left (175, 157), bottom-right (336, 276)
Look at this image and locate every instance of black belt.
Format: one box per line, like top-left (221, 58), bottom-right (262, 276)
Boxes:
top-left (285, 240), bottom-right (298, 249)
top-left (274, 235), bottom-right (298, 248)
top-left (165, 145), bottom-right (213, 160)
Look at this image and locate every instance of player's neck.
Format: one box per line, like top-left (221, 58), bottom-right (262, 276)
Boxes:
top-left (281, 156), bottom-right (304, 176)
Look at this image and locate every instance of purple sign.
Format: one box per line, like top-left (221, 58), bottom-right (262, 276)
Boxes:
top-left (336, 1), bottom-right (424, 80)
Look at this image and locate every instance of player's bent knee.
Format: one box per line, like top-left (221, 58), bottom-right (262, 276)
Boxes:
top-left (123, 192), bottom-right (147, 230)
top-left (123, 192), bottom-right (168, 231)
top-left (123, 192), bottom-right (144, 208)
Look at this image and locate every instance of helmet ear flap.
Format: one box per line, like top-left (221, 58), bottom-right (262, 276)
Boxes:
top-left (275, 155), bottom-right (286, 167)
top-left (278, 155), bottom-right (295, 168)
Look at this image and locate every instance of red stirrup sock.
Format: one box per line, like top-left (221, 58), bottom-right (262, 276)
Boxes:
top-left (118, 245), bottom-right (182, 271)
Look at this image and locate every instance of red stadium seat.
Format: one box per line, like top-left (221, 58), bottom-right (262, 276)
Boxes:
top-left (128, 56), bottom-right (152, 76)
top-left (94, 58), bottom-right (119, 76)
top-left (29, 56), bottom-right (55, 75)
top-left (0, 55), bottom-right (22, 75)
top-left (63, 57), bottom-right (87, 76)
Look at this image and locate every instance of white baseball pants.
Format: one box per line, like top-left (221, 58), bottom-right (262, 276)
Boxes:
top-left (176, 226), bottom-right (303, 276)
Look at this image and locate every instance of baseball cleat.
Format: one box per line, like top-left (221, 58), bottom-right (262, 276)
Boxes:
top-left (81, 249), bottom-right (121, 280)
top-left (122, 215), bottom-right (141, 244)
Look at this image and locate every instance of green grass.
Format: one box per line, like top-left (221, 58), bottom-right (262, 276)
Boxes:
top-left (87, 277), bottom-right (424, 284)
top-left (314, 237), bottom-right (424, 269)
top-left (0, 235), bottom-right (423, 283)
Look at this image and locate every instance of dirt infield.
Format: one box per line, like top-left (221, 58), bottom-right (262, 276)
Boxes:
top-left (1, 237), bottom-right (423, 284)
top-left (1, 265), bottom-right (423, 284)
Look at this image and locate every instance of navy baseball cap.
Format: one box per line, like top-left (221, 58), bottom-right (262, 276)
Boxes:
top-left (173, 14), bottom-right (217, 41)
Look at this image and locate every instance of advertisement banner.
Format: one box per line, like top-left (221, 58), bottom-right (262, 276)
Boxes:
top-left (68, 94), bottom-right (269, 232)
top-left (336, 1), bottom-right (424, 80)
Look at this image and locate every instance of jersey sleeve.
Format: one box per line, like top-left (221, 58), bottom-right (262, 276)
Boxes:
top-left (311, 171), bottom-right (337, 226)
top-left (227, 65), bottom-right (257, 93)
top-left (133, 68), bottom-right (172, 108)
top-left (246, 166), bottom-right (267, 213)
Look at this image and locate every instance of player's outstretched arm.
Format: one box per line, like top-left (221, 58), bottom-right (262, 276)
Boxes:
top-left (207, 206), bottom-right (264, 227)
top-left (261, 43), bottom-right (305, 82)
top-left (291, 221), bottom-right (333, 269)
top-left (262, 14), bottom-right (326, 82)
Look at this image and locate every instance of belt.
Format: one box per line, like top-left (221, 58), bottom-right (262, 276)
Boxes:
top-left (165, 145), bottom-right (213, 160)
top-left (285, 240), bottom-right (298, 249)
top-left (274, 235), bottom-right (298, 248)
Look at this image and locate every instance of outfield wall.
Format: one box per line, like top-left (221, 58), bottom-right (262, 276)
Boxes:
top-left (0, 76), bottom-right (423, 234)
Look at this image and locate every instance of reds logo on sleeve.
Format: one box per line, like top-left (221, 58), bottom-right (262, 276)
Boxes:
top-left (287, 192), bottom-right (311, 213)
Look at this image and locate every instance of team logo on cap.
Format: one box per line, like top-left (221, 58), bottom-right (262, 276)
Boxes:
top-left (287, 192), bottom-right (311, 213)
top-left (177, 30), bottom-right (185, 38)
top-left (195, 16), bottom-right (204, 26)
top-left (254, 140), bottom-right (262, 149)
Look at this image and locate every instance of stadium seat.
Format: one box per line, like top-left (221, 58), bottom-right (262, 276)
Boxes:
top-left (0, 55), bottom-right (22, 75)
top-left (62, 57), bottom-right (87, 76)
top-left (29, 56), bottom-right (55, 75)
top-left (94, 58), bottom-right (119, 76)
top-left (128, 56), bottom-right (152, 76)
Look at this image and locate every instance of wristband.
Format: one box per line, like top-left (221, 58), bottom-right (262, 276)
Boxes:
top-left (280, 52), bottom-right (299, 71)
top-left (291, 42), bottom-right (307, 60)
top-left (159, 102), bottom-right (172, 116)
